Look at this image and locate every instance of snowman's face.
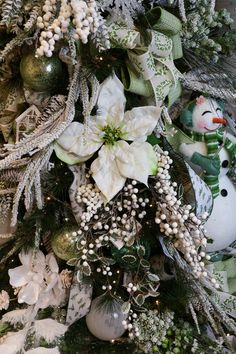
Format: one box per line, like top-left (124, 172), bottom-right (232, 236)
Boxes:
top-left (191, 98), bottom-right (224, 133)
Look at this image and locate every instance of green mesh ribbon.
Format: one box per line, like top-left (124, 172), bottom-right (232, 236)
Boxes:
top-left (108, 8), bottom-right (182, 106)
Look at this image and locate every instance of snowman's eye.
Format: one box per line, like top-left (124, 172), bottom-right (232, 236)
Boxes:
top-left (202, 110), bottom-right (212, 116)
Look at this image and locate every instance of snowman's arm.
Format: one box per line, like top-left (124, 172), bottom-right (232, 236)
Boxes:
top-left (179, 142), bottom-right (208, 160)
top-left (179, 143), bottom-right (220, 176)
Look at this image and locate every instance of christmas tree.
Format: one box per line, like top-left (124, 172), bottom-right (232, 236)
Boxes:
top-left (1, 0), bottom-right (236, 353)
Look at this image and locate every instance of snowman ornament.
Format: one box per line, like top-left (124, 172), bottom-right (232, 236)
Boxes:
top-left (179, 96), bottom-right (236, 252)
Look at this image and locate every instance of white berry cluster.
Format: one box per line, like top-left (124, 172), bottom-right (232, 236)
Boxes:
top-left (36, 0), bottom-right (110, 57)
top-left (78, 238), bottom-right (95, 266)
top-left (127, 282), bottom-right (138, 293)
top-left (97, 267), bottom-right (121, 292)
top-left (154, 151), bottom-right (215, 282)
top-left (75, 177), bottom-right (148, 251)
top-left (76, 181), bottom-right (104, 223)
top-left (122, 310), bottom-right (138, 334)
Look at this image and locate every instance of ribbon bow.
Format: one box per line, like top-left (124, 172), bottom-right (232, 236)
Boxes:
top-left (207, 257), bottom-right (236, 318)
top-left (108, 7), bottom-right (182, 106)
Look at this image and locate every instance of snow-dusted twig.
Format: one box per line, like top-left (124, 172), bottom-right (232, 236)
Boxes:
top-left (98, 0), bottom-right (144, 28)
top-left (0, 0), bottom-right (23, 28)
top-left (178, 0), bottom-right (187, 23)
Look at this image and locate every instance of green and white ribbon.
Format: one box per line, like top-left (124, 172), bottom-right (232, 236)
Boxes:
top-left (108, 21), bottom-right (182, 105)
top-left (207, 257), bottom-right (236, 318)
top-left (144, 6), bottom-right (183, 60)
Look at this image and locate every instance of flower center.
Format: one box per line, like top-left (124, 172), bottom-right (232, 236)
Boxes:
top-left (102, 125), bottom-right (122, 145)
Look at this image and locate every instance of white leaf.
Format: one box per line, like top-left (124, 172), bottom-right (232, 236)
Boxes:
top-left (33, 319), bottom-right (68, 343)
top-left (97, 74), bottom-right (126, 126)
top-left (0, 329), bottom-right (26, 354)
top-left (116, 141), bottom-right (158, 185)
top-left (2, 308), bottom-right (33, 325)
top-left (91, 145), bottom-right (126, 201)
top-left (123, 106), bottom-right (162, 142)
top-left (25, 347), bottom-right (60, 354)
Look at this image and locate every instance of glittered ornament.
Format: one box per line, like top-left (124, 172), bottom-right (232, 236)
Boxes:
top-left (20, 53), bottom-right (64, 92)
top-left (86, 295), bottom-right (127, 341)
top-left (51, 226), bottom-right (79, 261)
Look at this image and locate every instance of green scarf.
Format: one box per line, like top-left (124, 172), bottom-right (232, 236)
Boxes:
top-left (183, 127), bottom-right (236, 198)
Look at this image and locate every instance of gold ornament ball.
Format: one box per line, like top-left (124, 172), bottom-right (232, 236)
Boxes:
top-left (51, 227), bottom-right (79, 261)
top-left (20, 53), bottom-right (64, 92)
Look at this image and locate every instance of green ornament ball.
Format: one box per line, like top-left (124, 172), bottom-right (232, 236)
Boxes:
top-left (51, 227), bottom-right (79, 261)
top-left (20, 53), bottom-right (64, 92)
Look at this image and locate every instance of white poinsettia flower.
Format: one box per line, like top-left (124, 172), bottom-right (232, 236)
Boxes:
top-left (55, 74), bottom-right (162, 201)
top-left (8, 250), bottom-right (65, 308)
top-left (39, 253), bottom-right (66, 308)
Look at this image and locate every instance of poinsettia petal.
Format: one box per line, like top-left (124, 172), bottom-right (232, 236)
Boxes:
top-left (18, 281), bottom-right (41, 305)
top-left (19, 249), bottom-right (34, 267)
top-left (97, 75), bottom-right (126, 126)
top-left (91, 145), bottom-right (126, 202)
top-left (8, 266), bottom-right (32, 287)
top-left (116, 141), bottom-right (158, 185)
top-left (54, 143), bottom-right (92, 165)
top-left (46, 254), bottom-right (59, 273)
top-left (55, 122), bottom-right (102, 163)
top-left (31, 250), bottom-right (46, 274)
top-left (123, 106), bottom-right (162, 141)
top-left (45, 273), bottom-right (58, 292)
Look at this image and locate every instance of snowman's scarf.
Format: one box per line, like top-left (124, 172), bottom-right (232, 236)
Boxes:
top-left (183, 128), bottom-right (236, 198)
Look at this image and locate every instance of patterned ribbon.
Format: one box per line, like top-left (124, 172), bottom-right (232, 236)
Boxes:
top-left (183, 127), bottom-right (236, 198)
top-left (108, 19), bottom-right (182, 105)
top-left (207, 258), bottom-right (236, 318)
top-left (0, 86), bottom-right (25, 142)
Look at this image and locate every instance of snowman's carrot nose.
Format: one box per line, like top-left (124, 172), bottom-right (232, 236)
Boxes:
top-left (212, 117), bottom-right (227, 125)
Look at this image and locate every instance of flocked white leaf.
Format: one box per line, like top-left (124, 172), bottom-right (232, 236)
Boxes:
top-left (33, 319), bottom-right (68, 344)
top-left (2, 308), bottom-right (33, 326)
top-left (0, 329), bottom-right (26, 354)
top-left (24, 347), bottom-right (60, 354)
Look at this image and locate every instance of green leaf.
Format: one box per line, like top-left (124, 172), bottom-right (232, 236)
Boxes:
top-left (134, 294), bottom-right (145, 306)
top-left (100, 257), bottom-right (116, 265)
top-left (82, 264), bottom-right (92, 276)
top-left (137, 245), bottom-right (145, 258)
top-left (87, 253), bottom-right (99, 262)
top-left (126, 235), bottom-right (135, 247)
top-left (122, 255), bottom-right (137, 264)
top-left (148, 290), bottom-right (160, 297)
top-left (140, 259), bottom-right (150, 269)
top-left (121, 301), bottom-right (131, 314)
top-left (147, 273), bottom-right (160, 282)
top-left (67, 258), bottom-right (79, 266)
